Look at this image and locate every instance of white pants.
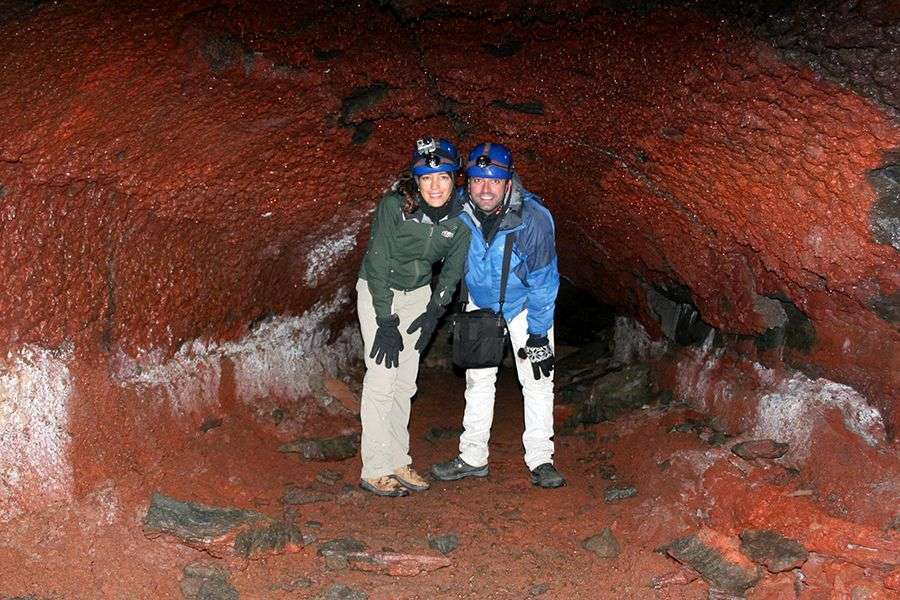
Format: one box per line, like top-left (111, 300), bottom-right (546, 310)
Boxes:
top-left (458, 305), bottom-right (556, 471)
top-left (357, 278), bottom-right (430, 479)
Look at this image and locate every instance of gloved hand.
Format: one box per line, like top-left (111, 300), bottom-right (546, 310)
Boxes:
top-left (406, 302), bottom-right (445, 352)
top-left (370, 314), bottom-right (403, 368)
top-left (517, 334), bottom-right (554, 380)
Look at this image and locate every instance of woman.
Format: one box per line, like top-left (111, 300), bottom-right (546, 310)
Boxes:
top-left (356, 137), bottom-right (471, 496)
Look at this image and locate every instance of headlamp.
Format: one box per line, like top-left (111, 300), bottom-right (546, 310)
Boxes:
top-left (416, 137), bottom-right (437, 156)
top-left (426, 153), bottom-right (441, 168)
top-left (476, 155), bottom-right (491, 168)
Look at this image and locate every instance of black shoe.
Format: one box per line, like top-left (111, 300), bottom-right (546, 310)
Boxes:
top-left (530, 463), bottom-right (566, 488)
top-left (431, 457), bottom-right (490, 481)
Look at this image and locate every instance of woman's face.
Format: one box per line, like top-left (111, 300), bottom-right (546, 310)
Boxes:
top-left (417, 172), bottom-right (454, 207)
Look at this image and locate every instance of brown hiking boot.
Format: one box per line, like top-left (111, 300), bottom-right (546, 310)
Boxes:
top-left (359, 476), bottom-right (409, 497)
top-left (392, 465), bottom-right (430, 491)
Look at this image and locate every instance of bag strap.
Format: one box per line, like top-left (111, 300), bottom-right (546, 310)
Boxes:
top-left (457, 233), bottom-right (517, 312)
top-left (498, 233), bottom-right (516, 312)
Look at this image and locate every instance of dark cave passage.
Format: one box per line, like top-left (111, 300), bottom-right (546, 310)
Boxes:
top-left (0, 1), bottom-right (897, 598)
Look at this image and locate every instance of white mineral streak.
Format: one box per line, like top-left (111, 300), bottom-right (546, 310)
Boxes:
top-left (304, 222), bottom-right (364, 287)
top-left (113, 291), bottom-right (361, 414)
top-left (0, 344), bottom-right (74, 522)
top-left (610, 316), bottom-right (667, 367)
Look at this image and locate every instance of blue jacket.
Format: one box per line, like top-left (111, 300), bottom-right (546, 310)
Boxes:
top-left (457, 175), bottom-right (560, 336)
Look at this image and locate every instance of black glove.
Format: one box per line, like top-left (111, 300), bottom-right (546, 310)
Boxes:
top-left (517, 334), bottom-right (554, 380)
top-left (406, 302), bottom-right (445, 352)
top-left (370, 314), bottom-right (403, 368)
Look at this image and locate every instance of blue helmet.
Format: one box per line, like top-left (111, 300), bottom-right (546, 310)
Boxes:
top-left (411, 137), bottom-right (460, 176)
top-left (465, 142), bottom-right (513, 180)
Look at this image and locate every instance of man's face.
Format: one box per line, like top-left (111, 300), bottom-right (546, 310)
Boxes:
top-left (468, 177), bottom-right (509, 213)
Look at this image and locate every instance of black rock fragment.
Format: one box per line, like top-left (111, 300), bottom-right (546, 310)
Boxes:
top-left (317, 584), bottom-right (368, 600)
top-left (739, 530), bottom-right (808, 572)
top-left (603, 484), bottom-right (638, 502)
top-left (428, 533), bottom-right (459, 555)
top-left (868, 151), bottom-right (900, 250)
top-left (869, 292), bottom-right (899, 324)
top-left (578, 365), bottom-right (651, 424)
top-left (667, 531), bottom-right (761, 594)
top-left (582, 528), bottom-right (620, 559)
top-left (282, 484), bottom-right (336, 505)
top-left (180, 561), bottom-right (239, 600)
top-left (143, 492), bottom-right (265, 544)
top-left (279, 434), bottom-right (360, 461)
top-left (318, 537), bottom-right (367, 557)
top-left (232, 520), bottom-right (304, 558)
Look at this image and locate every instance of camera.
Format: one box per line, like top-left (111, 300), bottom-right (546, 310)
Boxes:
top-left (416, 137), bottom-right (437, 156)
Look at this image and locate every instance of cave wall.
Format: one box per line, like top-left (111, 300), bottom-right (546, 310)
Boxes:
top-left (0, 0), bottom-right (897, 520)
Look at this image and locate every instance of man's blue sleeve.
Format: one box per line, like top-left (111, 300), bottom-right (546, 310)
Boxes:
top-left (520, 202), bottom-right (560, 336)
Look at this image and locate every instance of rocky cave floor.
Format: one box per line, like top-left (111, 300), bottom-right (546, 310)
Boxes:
top-left (1, 322), bottom-right (898, 599)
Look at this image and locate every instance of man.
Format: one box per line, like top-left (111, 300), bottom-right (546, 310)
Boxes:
top-left (431, 142), bottom-right (565, 488)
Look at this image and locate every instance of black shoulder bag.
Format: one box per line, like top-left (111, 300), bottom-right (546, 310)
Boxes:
top-left (452, 234), bottom-right (516, 369)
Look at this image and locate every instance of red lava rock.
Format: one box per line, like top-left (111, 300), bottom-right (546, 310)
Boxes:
top-left (731, 439), bottom-right (790, 461)
top-left (883, 567), bottom-right (900, 591)
top-left (745, 572), bottom-right (799, 600)
top-left (707, 478), bottom-right (900, 570)
top-left (346, 552), bottom-right (451, 577)
top-left (649, 566), bottom-right (700, 589)
top-left (666, 527), bottom-right (762, 594)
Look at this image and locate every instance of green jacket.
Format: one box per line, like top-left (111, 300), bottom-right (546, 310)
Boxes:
top-left (359, 192), bottom-right (471, 320)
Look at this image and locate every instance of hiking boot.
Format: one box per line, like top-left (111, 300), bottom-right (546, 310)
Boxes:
top-left (530, 463), bottom-right (566, 488)
top-left (359, 476), bottom-right (410, 497)
top-left (431, 456), bottom-right (489, 481)
top-left (393, 465), bottom-right (430, 491)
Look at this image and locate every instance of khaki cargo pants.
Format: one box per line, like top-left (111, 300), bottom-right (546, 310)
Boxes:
top-left (356, 278), bottom-right (430, 479)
